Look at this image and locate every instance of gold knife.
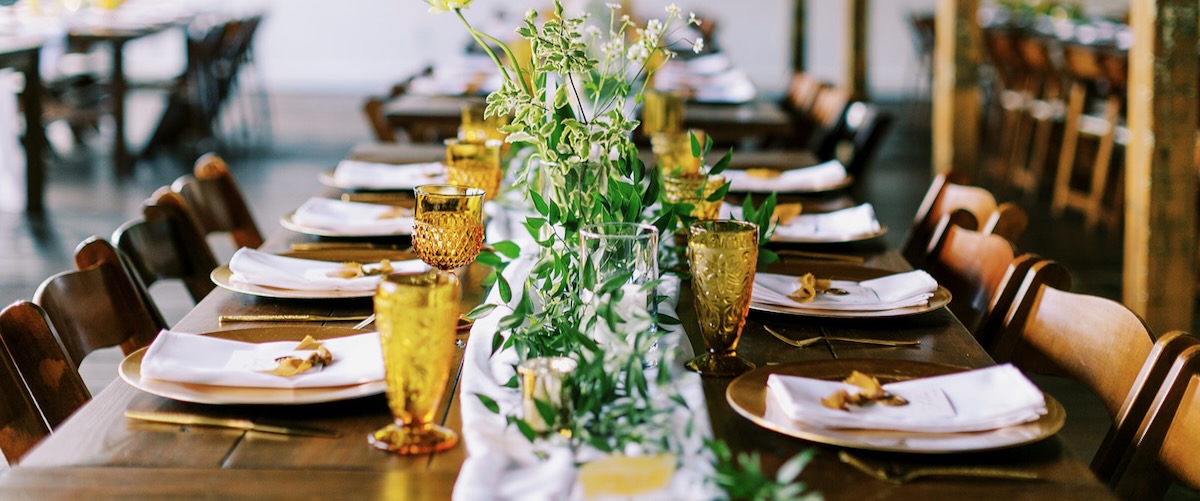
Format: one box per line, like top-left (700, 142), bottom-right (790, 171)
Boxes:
top-left (125, 411), bottom-right (341, 438)
top-left (289, 242), bottom-right (406, 251)
top-left (219, 314), bottom-right (371, 323)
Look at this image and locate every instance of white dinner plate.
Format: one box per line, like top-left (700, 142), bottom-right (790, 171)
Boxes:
top-left (726, 359), bottom-right (1066, 454)
top-left (210, 249), bottom-right (419, 300)
top-left (770, 225), bottom-right (888, 244)
top-left (119, 326), bottom-right (386, 405)
top-left (279, 211), bottom-right (413, 238)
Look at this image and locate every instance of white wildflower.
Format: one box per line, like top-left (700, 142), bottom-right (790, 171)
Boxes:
top-left (605, 2), bottom-right (621, 9)
top-left (688, 12), bottom-right (700, 26)
top-left (620, 14), bottom-right (630, 23)
top-left (692, 37), bottom-right (704, 54)
top-left (424, 0), bottom-right (473, 14)
top-left (666, 3), bottom-right (681, 17)
top-left (627, 43), bottom-right (649, 63)
top-left (585, 25), bottom-right (601, 36)
top-left (644, 19), bottom-right (663, 38)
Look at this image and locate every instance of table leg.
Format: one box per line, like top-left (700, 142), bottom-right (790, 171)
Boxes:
top-left (22, 50), bottom-right (44, 214)
top-left (111, 40), bottom-right (130, 175)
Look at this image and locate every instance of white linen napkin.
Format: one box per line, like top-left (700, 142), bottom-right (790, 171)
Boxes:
top-left (752, 270), bottom-right (938, 312)
top-left (765, 364), bottom-right (1047, 433)
top-left (724, 159), bottom-right (848, 193)
top-left (332, 160), bottom-right (446, 190)
top-left (291, 197), bottom-right (414, 236)
top-left (140, 330), bottom-right (384, 389)
top-left (772, 203), bottom-right (882, 241)
top-left (228, 248), bottom-right (426, 292)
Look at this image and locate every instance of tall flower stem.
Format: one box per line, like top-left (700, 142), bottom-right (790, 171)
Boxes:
top-left (455, 9), bottom-right (532, 96)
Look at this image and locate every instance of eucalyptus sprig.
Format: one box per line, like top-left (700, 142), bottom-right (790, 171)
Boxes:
top-left (709, 439), bottom-right (822, 501)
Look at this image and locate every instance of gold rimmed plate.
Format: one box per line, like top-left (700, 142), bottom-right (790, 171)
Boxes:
top-left (750, 264), bottom-right (951, 319)
top-left (279, 212), bottom-right (413, 238)
top-left (119, 326), bottom-right (386, 405)
top-left (318, 167), bottom-right (446, 191)
top-left (726, 359), bottom-right (1066, 454)
top-left (210, 249), bottom-right (419, 300)
top-left (725, 169), bottom-right (855, 195)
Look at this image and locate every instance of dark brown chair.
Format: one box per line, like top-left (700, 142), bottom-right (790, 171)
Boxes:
top-left (33, 238), bottom-right (167, 371)
top-left (0, 301), bottom-right (90, 433)
top-left (813, 101), bottom-right (892, 182)
top-left (113, 188), bottom-right (219, 303)
top-left (901, 174), bottom-right (1029, 267)
top-left (991, 259), bottom-right (1169, 485)
top-left (1112, 335), bottom-right (1200, 500)
top-left (922, 212), bottom-right (1033, 339)
top-left (780, 72), bottom-right (830, 146)
top-left (0, 303), bottom-right (59, 464)
top-left (172, 153), bottom-right (264, 249)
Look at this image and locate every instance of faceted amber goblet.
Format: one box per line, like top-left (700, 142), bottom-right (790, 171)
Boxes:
top-left (662, 172), bottom-right (726, 220)
top-left (369, 270), bottom-right (461, 454)
top-left (459, 103), bottom-right (511, 144)
top-left (445, 138), bottom-right (503, 201)
top-left (412, 185), bottom-right (485, 270)
top-left (651, 129), bottom-right (706, 177)
top-left (685, 220), bottom-right (759, 377)
top-left (641, 89), bottom-right (684, 135)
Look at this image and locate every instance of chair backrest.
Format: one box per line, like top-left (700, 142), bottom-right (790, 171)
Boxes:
top-left (781, 72), bottom-right (829, 146)
top-left (1112, 338), bottom-right (1200, 500)
top-left (901, 174), bottom-right (1028, 266)
top-left (0, 302), bottom-right (58, 464)
top-left (33, 238), bottom-right (167, 369)
top-left (923, 214), bottom-right (1024, 335)
top-left (172, 153), bottom-right (264, 249)
top-left (815, 101), bottom-right (893, 179)
top-left (0, 301), bottom-right (89, 432)
top-left (113, 188), bottom-right (219, 303)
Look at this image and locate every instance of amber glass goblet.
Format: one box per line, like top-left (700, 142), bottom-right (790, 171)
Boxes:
top-left (445, 138), bottom-right (503, 201)
top-left (412, 184), bottom-right (485, 270)
top-left (369, 269), bottom-right (461, 454)
top-left (685, 220), bottom-right (759, 377)
top-left (662, 172), bottom-right (726, 220)
top-left (641, 89), bottom-right (684, 135)
top-left (651, 129), bottom-right (706, 177)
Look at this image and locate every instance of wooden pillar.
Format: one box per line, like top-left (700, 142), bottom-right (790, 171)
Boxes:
top-left (845, 0), bottom-right (867, 100)
top-left (1124, 0), bottom-right (1198, 333)
top-left (931, 0), bottom-right (981, 179)
top-left (791, 0), bottom-right (805, 71)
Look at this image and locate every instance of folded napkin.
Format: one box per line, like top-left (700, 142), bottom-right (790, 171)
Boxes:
top-left (766, 364), bottom-right (1047, 433)
top-left (772, 203), bottom-right (881, 241)
top-left (753, 270), bottom-right (938, 312)
top-left (291, 197), bottom-right (413, 236)
top-left (141, 330), bottom-right (384, 389)
top-left (228, 248), bottom-right (426, 292)
top-left (724, 159), bottom-right (849, 193)
top-left (332, 160), bottom-right (446, 190)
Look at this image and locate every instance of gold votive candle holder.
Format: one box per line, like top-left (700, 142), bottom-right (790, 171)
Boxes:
top-left (517, 356), bottom-right (578, 437)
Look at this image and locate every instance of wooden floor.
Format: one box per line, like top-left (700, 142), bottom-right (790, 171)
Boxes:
top-left (0, 93), bottom-right (1194, 497)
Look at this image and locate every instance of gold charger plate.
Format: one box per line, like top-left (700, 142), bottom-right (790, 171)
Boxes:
top-left (726, 359), bottom-right (1066, 453)
top-left (279, 212), bottom-right (413, 238)
top-left (750, 264), bottom-right (951, 319)
top-left (119, 326), bottom-right (385, 405)
top-left (770, 225), bottom-right (888, 244)
top-left (210, 249), bottom-right (419, 300)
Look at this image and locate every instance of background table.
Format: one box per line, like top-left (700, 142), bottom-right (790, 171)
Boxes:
top-left (0, 38), bottom-right (44, 213)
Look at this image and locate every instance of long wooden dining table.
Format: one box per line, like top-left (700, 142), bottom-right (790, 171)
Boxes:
top-left (0, 147), bottom-right (1116, 500)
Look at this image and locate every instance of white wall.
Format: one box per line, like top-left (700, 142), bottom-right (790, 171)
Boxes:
top-left (245, 0), bottom-right (1127, 98)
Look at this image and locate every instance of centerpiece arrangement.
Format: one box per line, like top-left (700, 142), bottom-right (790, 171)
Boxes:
top-left (426, 1), bottom-right (815, 498)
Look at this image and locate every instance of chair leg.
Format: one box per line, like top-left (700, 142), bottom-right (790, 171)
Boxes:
top-left (1084, 96), bottom-right (1120, 231)
top-left (1052, 83), bottom-right (1086, 216)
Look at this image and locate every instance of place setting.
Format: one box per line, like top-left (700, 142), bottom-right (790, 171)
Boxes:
top-left (723, 158), bottom-right (855, 194)
top-left (280, 196), bottom-right (415, 238)
top-left (750, 266), bottom-right (952, 318)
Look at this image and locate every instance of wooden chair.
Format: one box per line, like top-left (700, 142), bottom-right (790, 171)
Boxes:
top-left (0, 301), bottom-right (90, 433)
top-left (990, 259), bottom-right (1168, 485)
top-left (900, 174), bottom-right (1029, 266)
top-left (813, 101), bottom-right (892, 182)
top-left (0, 303), bottom-right (60, 464)
top-left (113, 188), bottom-right (219, 303)
top-left (1008, 34), bottom-right (1065, 199)
top-left (1112, 335), bottom-right (1200, 500)
top-left (33, 238), bottom-right (167, 372)
top-left (1052, 42), bottom-right (1127, 233)
top-left (922, 213), bottom-right (1034, 339)
top-left (781, 72), bottom-right (830, 146)
top-left (172, 153), bottom-right (264, 249)
top-left (981, 23), bottom-right (1030, 184)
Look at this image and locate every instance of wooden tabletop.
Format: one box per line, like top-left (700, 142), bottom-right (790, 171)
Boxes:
top-left (0, 151), bottom-right (1114, 499)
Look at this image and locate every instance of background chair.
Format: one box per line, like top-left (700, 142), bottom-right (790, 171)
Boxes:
top-left (813, 101), bottom-right (892, 183)
top-left (172, 153), bottom-right (264, 250)
top-left (113, 189), bottom-right (219, 304)
top-left (33, 238), bottom-right (167, 373)
top-left (0, 302), bottom-right (59, 465)
top-left (901, 174), bottom-right (1029, 267)
top-left (0, 301), bottom-right (89, 434)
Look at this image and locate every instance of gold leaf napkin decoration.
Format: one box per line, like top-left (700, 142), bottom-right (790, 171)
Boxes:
top-left (821, 370), bottom-right (909, 411)
top-left (263, 335), bottom-right (333, 377)
top-left (745, 168), bottom-right (781, 179)
top-left (325, 259), bottom-right (395, 279)
top-left (787, 273), bottom-right (831, 303)
top-left (375, 206), bottom-right (413, 220)
top-left (772, 203), bottom-right (802, 226)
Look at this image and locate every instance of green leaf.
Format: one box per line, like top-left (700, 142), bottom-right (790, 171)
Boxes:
top-left (492, 241), bottom-right (522, 258)
top-left (475, 251), bottom-right (503, 268)
top-left (775, 449), bottom-right (815, 483)
top-left (509, 416), bottom-right (536, 442)
top-left (705, 180), bottom-right (731, 203)
top-left (491, 331), bottom-right (504, 355)
top-left (530, 191), bottom-right (549, 216)
top-left (709, 147), bottom-right (733, 176)
top-left (534, 398), bottom-right (557, 427)
top-left (466, 303), bottom-right (498, 320)
top-left (503, 374), bottom-right (519, 388)
top-left (657, 314), bottom-right (681, 325)
top-left (689, 130), bottom-right (701, 158)
top-left (497, 274), bottom-right (513, 303)
top-left (475, 393), bottom-right (500, 414)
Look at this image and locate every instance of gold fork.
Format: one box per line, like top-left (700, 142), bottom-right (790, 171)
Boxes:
top-left (839, 451), bottom-right (1041, 484)
top-left (763, 326), bottom-right (920, 348)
